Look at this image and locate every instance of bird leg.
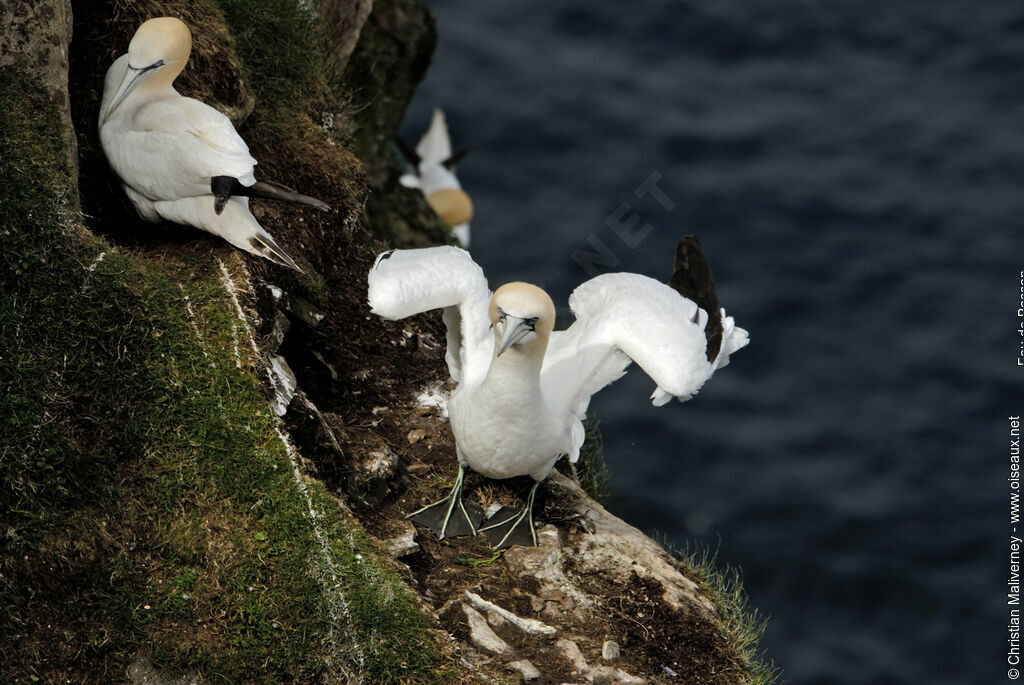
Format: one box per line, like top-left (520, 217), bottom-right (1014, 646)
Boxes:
top-left (407, 464), bottom-right (484, 540)
top-left (479, 480), bottom-right (540, 549)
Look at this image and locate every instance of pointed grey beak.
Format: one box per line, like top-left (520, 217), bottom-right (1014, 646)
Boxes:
top-left (103, 60), bottom-right (163, 123)
top-left (496, 316), bottom-right (537, 356)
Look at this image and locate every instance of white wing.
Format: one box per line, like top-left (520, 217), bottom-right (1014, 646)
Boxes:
top-left (416, 161), bottom-right (461, 195)
top-left (416, 108), bottom-right (452, 163)
top-left (367, 246), bottom-right (492, 385)
top-left (121, 98), bottom-right (256, 197)
top-left (541, 272), bottom-right (748, 461)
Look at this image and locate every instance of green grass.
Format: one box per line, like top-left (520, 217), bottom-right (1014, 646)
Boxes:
top-left (573, 414), bottom-right (612, 503)
top-left (213, 0), bottom-right (324, 107)
top-left (575, 410), bottom-right (774, 683)
top-left (0, 21), bottom-right (449, 680)
top-left (670, 542), bottom-right (781, 685)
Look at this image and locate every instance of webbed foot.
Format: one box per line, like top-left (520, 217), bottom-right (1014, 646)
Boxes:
top-left (407, 464), bottom-right (483, 539)
top-left (479, 481), bottom-right (540, 549)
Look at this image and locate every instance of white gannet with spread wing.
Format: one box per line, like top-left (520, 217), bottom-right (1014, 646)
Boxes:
top-left (99, 17), bottom-right (330, 271)
top-left (398, 108), bottom-right (474, 247)
top-left (368, 236), bottom-right (749, 548)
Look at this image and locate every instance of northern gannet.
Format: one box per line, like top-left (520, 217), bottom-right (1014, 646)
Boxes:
top-left (398, 109), bottom-right (474, 247)
top-left (367, 237), bottom-right (748, 548)
top-left (99, 17), bottom-right (330, 271)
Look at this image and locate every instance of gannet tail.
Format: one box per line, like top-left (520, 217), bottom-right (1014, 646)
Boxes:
top-left (247, 231), bottom-right (303, 273)
top-left (204, 197), bottom-right (303, 272)
top-left (212, 176), bottom-right (331, 215)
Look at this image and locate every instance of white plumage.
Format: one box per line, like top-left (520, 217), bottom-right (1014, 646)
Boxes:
top-left (99, 17), bottom-right (318, 270)
top-left (399, 109), bottom-right (473, 247)
top-left (368, 245), bottom-right (748, 547)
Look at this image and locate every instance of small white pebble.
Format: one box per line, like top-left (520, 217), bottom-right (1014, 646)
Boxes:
top-left (602, 640), bottom-right (621, 661)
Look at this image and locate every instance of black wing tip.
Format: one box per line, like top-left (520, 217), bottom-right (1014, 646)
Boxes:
top-left (395, 138), bottom-right (422, 168)
top-left (670, 234), bottom-right (723, 362)
top-left (673, 234), bottom-right (708, 275)
top-left (440, 144), bottom-right (478, 170)
top-left (211, 175), bottom-right (239, 215)
top-left (670, 235), bottom-right (717, 298)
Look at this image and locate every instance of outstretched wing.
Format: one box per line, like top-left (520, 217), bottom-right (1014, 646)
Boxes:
top-left (541, 272), bottom-right (748, 461)
top-left (367, 246), bottom-right (492, 385)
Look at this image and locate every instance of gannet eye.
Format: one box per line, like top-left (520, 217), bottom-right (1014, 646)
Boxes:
top-left (524, 317), bottom-right (538, 330)
top-left (497, 307), bottom-right (507, 323)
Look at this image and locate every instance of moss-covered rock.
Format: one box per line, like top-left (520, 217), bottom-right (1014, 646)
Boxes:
top-left (0, 0), bottom-right (78, 182)
top-left (1, 1), bottom-right (774, 683)
top-left (342, 0), bottom-right (453, 247)
top-left (1, 2), bottom-right (456, 682)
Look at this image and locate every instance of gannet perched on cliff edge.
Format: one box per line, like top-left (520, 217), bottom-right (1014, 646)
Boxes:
top-left (398, 108), bottom-right (474, 247)
top-left (367, 238), bottom-right (749, 548)
top-left (99, 17), bottom-right (330, 271)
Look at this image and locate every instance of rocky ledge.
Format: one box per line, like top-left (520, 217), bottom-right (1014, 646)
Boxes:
top-left (1, 0), bottom-right (772, 682)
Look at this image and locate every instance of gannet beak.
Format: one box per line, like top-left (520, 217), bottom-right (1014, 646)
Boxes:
top-left (496, 317), bottom-right (536, 357)
top-left (103, 60), bottom-right (164, 123)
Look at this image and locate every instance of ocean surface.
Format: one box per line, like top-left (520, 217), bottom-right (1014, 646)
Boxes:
top-left (403, 2), bottom-right (1022, 683)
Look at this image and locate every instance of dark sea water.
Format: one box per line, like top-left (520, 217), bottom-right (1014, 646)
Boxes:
top-left (402, 2), bottom-right (1023, 683)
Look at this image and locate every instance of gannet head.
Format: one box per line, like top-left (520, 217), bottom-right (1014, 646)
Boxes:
top-left (489, 283), bottom-right (555, 358)
top-left (103, 17), bottom-right (193, 122)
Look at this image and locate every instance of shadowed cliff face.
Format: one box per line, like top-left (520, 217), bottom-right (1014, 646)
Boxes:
top-left (1, 1), bottom-right (772, 683)
top-left (0, 0), bottom-right (78, 179)
top-left (3, 1), bottom-right (459, 682)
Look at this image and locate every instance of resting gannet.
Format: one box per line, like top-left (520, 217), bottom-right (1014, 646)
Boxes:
top-left (398, 109), bottom-right (474, 247)
top-left (99, 17), bottom-right (330, 271)
top-left (367, 237), bottom-right (749, 548)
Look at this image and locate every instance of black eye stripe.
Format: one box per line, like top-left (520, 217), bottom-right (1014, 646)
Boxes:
top-left (496, 308), bottom-right (537, 329)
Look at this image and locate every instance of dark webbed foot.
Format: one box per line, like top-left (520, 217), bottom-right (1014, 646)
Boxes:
top-left (407, 464), bottom-right (483, 539)
top-left (479, 481), bottom-right (540, 549)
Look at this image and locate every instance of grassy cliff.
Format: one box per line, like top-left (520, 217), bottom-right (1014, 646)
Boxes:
top-left (1, 1), bottom-right (775, 683)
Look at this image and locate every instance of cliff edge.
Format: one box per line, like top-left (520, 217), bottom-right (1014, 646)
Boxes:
top-left (0, 1), bottom-right (774, 682)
